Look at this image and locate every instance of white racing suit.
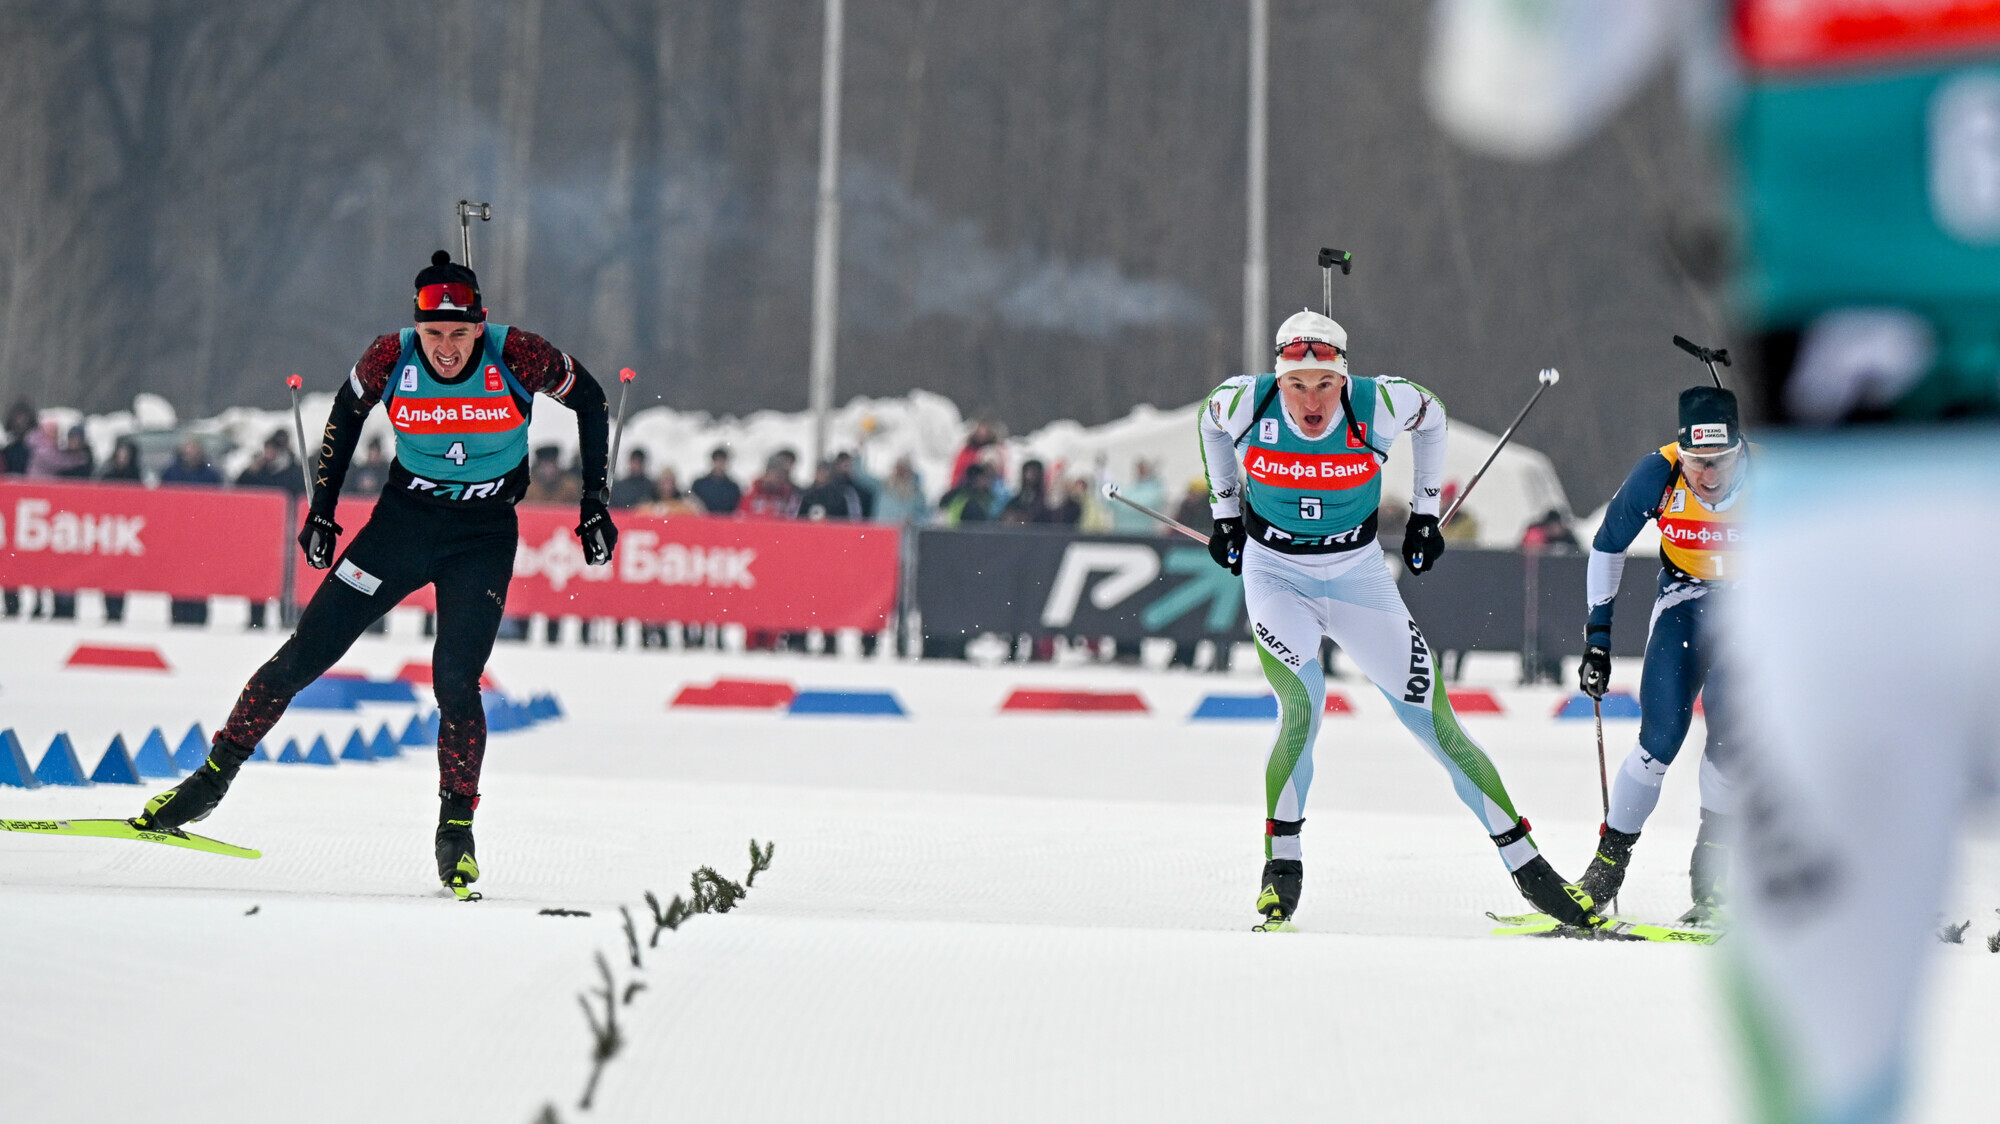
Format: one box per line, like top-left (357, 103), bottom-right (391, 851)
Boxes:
top-left (1201, 373), bottom-right (1544, 874)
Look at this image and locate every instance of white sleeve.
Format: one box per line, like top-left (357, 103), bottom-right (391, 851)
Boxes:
top-left (1377, 378), bottom-right (1447, 518)
top-left (1200, 376), bottom-right (1257, 519)
top-left (1586, 548), bottom-right (1628, 611)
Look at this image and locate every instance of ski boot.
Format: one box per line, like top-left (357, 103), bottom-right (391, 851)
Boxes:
top-left (1677, 810), bottom-right (1729, 928)
top-left (1576, 824), bottom-right (1640, 912)
top-left (132, 740), bottom-right (253, 833)
top-left (436, 792), bottom-right (480, 901)
top-left (1254, 858), bottom-right (1303, 932)
top-left (1493, 818), bottom-right (1606, 930)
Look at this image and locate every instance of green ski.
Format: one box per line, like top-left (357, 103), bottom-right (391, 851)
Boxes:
top-left (1, 817), bottom-right (260, 859)
top-left (1486, 910), bottom-right (1720, 945)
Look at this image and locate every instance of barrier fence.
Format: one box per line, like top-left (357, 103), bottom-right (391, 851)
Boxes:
top-left (3, 481), bottom-right (1665, 673)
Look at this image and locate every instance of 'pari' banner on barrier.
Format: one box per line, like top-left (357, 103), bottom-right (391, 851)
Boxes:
top-left (0, 479), bottom-right (290, 600)
top-left (292, 500), bottom-right (901, 630)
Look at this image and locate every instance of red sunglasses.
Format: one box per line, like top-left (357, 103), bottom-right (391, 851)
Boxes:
top-left (416, 282), bottom-right (477, 312)
top-left (1276, 338), bottom-right (1343, 362)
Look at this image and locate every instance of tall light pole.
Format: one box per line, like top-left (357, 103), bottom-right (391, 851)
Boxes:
top-left (1243, 0), bottom-right (1269, 377)
top-left (808, 0), bottom-right (846, 467)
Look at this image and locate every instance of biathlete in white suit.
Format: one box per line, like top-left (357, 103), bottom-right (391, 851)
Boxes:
top-left (1199, 309), bottom-right (1605, 932)
top-left (1573, 386), bottom-right (1748, 926)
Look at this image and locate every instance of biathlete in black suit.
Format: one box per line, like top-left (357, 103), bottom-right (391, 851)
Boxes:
top-left (133, 251), bottom-right (618, 899)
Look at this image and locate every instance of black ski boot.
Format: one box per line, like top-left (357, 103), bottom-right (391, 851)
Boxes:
top-left (132, 740), bottom-right (253, 832)
top-left (1255, 858), bottom-right (1303, 932)
top-left (1493, 818), bottom-right (1605, 929)
top-left (436, 792), bottom-right (480, 901)
top-left (1678, 809), bottom-right (1729, 927)
top-left (1576, 824), bottom-right (1641, 911)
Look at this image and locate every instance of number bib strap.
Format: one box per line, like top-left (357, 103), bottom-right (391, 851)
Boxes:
top-left (1244, 504), bottom-right (1379, 555)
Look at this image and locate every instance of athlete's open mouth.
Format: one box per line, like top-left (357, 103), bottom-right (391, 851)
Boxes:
top-left (1304, 413), bottom-right (1323, 427)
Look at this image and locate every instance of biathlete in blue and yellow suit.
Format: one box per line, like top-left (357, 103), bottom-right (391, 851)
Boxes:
top-left (1199, 308), bottom-right (1605, 932)
top-left (1573, 385), bottom-right (1747, 924)
top-left (132, 250), bottom-right (620, 900)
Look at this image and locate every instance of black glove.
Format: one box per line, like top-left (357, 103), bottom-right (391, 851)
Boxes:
top-left (577, 497), bottom-right (618, 566)
top-left (1578, 644), bottom-right (1612, 699)
top-left (1402, 513), bottom-right (1443, 575)
top-left (1207, 516), bottom-right (1245, 575)
top-left (298, 509), bottom-right (342, 570)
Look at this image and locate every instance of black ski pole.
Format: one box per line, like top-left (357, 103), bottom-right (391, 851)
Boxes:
top-left (1594, 694), bottom-right (1617, 916)
top-left (1102, 483), bottom-right (1210, 545)
top-left (1671, 334), bottom-right (1729, 389)
top-left (609, 367), bottom-right (637, 472)
top-left (1437, 367), bottom-right (1562, 531)
top-left (285, 374), bottom-right (315, 504)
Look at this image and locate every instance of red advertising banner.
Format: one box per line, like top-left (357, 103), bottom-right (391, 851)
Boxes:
top-left (294, 500), bottom-right (901, 631)
top-left (0, 479), bottom-right (289, 600)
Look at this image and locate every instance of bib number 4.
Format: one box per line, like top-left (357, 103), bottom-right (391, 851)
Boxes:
top-left (444, 441), bottom-right (468, 466)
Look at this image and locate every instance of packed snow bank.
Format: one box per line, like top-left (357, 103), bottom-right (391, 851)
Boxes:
top-left (45, 389), bottom-right (1571, 548)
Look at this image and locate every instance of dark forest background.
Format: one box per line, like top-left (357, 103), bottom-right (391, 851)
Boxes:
top-left (0, 0), bottom-right (1729, 503)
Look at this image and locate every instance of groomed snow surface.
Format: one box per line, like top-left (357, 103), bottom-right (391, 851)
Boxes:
top-left (2, 620), bottom-right (1997, 1122)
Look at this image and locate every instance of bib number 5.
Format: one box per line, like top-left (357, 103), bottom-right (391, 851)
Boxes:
top-left (1299, 496), bottom-right (1322, 521)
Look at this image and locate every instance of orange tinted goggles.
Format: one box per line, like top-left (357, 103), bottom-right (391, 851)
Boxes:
top-left (416, 282), bottom-right (477, 312)
top-left (1276, 338), bottom-right (1343, 362)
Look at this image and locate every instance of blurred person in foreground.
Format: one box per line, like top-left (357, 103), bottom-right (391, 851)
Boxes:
top-left (158, 437), bottom-right (222, 485)
top-left (1201, 309), bottom-right (1605, 933)
top-left (1430, 4), bottom-right (2000, 1120)
top-left (608, 449), bottom-right (661, 509)
top-left (832, 450), bottom-right (878, 518)
top-left (1573, 387), bottom-right (1749, 926)
top-left (52, 426), bottom-right (94, 478)
top-left (130, 249), bottom-right (614, 902)
top-left (690, 446), bottom-right (741, 514)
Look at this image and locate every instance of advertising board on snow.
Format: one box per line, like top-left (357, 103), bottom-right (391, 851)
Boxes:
top-left (292, 500), bottom-right (900, 631)
top-left (0, 479), bottom-right (289, 600)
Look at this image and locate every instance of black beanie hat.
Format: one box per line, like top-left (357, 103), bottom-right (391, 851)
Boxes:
top-left (413, 250), bottom-right (484, 322)
top-left (1677, 385), bottom-right (1740, 452)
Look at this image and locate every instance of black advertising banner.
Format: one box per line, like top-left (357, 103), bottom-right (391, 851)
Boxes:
top-left (914, 528), bottom-right (1664, 659)
top-left (914, 528), bottom-right (1246, 647)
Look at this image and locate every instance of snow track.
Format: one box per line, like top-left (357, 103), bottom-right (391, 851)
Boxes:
top-left (2, 619), bottom-right (1996, 1121)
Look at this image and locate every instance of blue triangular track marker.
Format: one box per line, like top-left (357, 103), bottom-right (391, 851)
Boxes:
top-left (277, 738), bottom-right (304, 764)
top-left (90, 735), bottom-right (141, 785)
top-left (305, 735), bottom-right (336, 766)
top-left (369, 723), bottom-right (400, 760)
top-left (173, 723), bottom-right (208, 773)
top-left (132, 728), bottom-right (178, 778)
top-left (339, 729), bottom-right (372, 762)
top-left (35, 733), bottom-right (91, 786)
top-left (0, 730), bottom-right (41, 789)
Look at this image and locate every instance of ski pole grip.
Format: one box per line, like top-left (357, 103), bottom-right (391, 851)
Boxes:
top-left (1673, 335), bottom-right (1703, 359)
